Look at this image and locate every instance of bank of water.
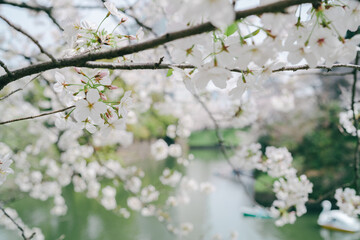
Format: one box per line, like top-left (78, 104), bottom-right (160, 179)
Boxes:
top-left (0, 150), bottom-right (358, 240)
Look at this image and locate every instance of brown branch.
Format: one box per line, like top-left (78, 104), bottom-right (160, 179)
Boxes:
top-left (0, 105), bottom-right (74, 125)
top-left (0, 15), bottom-right (57, 62)
top-left (82, 61), bottom-right (360, 73)
top-left (0, 0), bottom-right (317, 90)
top-left (81, 61), bottom-right (194, 70)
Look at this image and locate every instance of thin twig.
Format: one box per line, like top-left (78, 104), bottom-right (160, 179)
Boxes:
top-left (0, 15), bottom-right (57, 62)
top-left (189, 91), bottom-right (262, 205)
top-left (292, 71), bottom-right (354, 77)
top-left (0, 205), bottom-right (35, 240)
top-left (0, 0), bottom-right (63, 31)
top-left (98, 0), bottom-right (172, 59)
top-left (0, 74), bottom-right (40, 101)
top-left (308, 182), bottom-right (353, 204)
top-left (0, 105), bottom-right (75, 125)
top-left (0, 59), bottom-right (12, 76)
top-left (0, 0), bottom-right (318, 90)
top-left (0, 47), bottom-right (34, 64)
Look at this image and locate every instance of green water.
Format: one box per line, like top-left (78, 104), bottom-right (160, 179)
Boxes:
top-left (1, 150), bottom-right (359, 240)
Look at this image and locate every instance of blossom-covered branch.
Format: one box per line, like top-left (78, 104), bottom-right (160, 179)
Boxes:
top-left (0, 0), bottom-right (318, 90)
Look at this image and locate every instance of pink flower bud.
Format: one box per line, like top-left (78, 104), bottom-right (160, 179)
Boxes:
top-left (99, 92), bottom-right (107, 101)
top-left (107, 108), bottom-right (112, 117)
top-left (95, 71), bottom-right (108, 79)
top-left (75, 67), bottom-right (86, 76)
top-left (108, 85), bottom-right (118, 90)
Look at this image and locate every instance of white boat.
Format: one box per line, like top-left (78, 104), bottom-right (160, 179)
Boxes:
top-left (318, 200), bottom-right (360, 233)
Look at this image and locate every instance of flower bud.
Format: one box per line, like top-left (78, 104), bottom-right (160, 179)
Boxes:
top-left (108, 85), bottom-right (118, 90)
top-left (99, 92), bottom-right (107, 101)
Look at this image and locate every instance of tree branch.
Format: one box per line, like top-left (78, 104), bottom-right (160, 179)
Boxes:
top-left (0, 0), bottom-right (317, 90)
top-left (81, 62), bottom-right (360, 73)
top-left (0, 105), bottom-right (74, 125)
top-left (0, 15), bottom-right (57, 62)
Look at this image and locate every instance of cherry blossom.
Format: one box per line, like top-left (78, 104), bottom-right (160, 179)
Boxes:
top-left (0, 153), bottom-right (13, 185)
top-left (73, 89), bottom-right (107, 125)
top-left (150, 139), bottom-right (169, 161)
top-left (104, 1), bottom-right (127, 20)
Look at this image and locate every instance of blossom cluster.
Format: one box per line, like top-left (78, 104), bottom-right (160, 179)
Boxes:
top-left (64, 1), bottom-right (143, 56)
top-left (335, 188), bottom-right (360, 217)
top-left (164, 0), bottom-right (360, 99)
top-left (0, 143), bottom-right (13, 186)
top-left (230, 144), bottom-right (313, 226)
top-left (54, 68), bottom-right (133, 135)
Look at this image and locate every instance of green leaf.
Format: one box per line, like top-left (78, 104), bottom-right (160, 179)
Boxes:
top-left (243, 29), bottom-right (260, 39)
top-left (225, 23), bottom-right (238, 37)
top-left (166, 68), bottom-right (173, 77)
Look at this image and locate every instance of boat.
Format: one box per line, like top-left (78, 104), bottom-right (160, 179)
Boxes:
top-left (317, 200), bottom-right (360, 233)
top-left (240, 206), bottom-right (272, 219)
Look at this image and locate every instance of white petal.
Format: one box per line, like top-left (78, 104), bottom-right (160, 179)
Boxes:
top-left (74, 107), bottom-right (90, 122)
top-left (94, 102), bottom-right (107, 114)
top-left (87, 89), bottom-right (100, 103)
top-left (55, 72), bottom-right (65, 83)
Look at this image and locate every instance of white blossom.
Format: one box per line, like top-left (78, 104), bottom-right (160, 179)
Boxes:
top-left (151, 139), bottom-right (168, 161)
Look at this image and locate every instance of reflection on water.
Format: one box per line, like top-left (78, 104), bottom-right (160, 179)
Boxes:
top-left (1, 151), bottom-right (359, 239)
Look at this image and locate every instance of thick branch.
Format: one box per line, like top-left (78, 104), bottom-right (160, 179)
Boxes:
top-left (0, 15), bottom-right (57, 62)
top-left (0, 105), bottom-right (74, 125)
top-left (0, 0), bottom-right (317, 90)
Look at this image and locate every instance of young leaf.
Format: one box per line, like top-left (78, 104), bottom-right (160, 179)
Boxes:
top-left (166, 68), bottom-right (174, 77)
top-left (243, 29), bottom-right (260, 39)
top-left (225, 23), bottom-right (238, 37)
